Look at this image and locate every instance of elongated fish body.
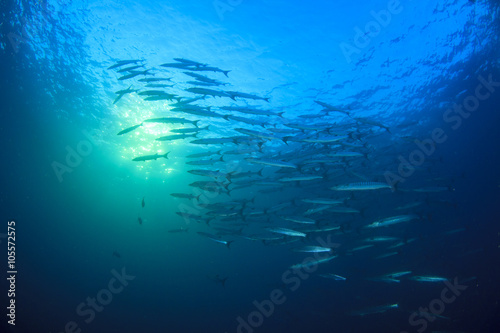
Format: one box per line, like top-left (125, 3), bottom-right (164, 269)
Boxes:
top-left (170, 193), bottom-right (200, 200)
top-left (183, 71), bottom-right (218, 82)
top-left (190, 66), bottom-right (231, 77)
top-left (187, 80), bottom-right (223, 87)
top-left (138, 90), bottom-right (169, 96)
top-left (280, 216), bottom-right (316, 224)
top-left (290, 255), bottom-right (337, 269)
top-left (235, 128), bottom-right (278, 141)
top-left (266, 227), bottom-right (307, 237)
top-left (278, 175), bottom-right (323, 182)
top-left (189, 181), bottom-right (229, 192)
top-left (314, 100), bottom-right (350, 116)
top-left (226, 91), bottom-right (269, 102)
top-left (179, 108), bottom-right (226, 119)
top-left (375, 252), bottom-right (399, 259)
top-left (117, 123), bottom-right (143, 135)
top-left (145, 83), bottom-right (174, 88)
top-left (132, 154), bottom-right (156, 162)
top-left (113, 86), bottom-right (137, 104)
top-left (117, 65), bottom-right (144, 73)
top-left (350, 303), bottom-right (398, 316)
top-left (160, 62), bottom-right (195, 69)
top-left (292, 246), bottom-right (333, 253)
top-left (132, 152), bottom-right (169, 162)
top-left (187, 169), bottom-right (231, 181)
top-left (350, 245), bottom-right (374, 252)
top-left (365, 215), bottom-right (419, 228)
top-left (364, 236), bottom-right (401, 242)
top-left (186, 150), bottom-right (221, 158)
top-left (156, 134), bottom-right (196, 141)
top-left (329, 151), bottom-right (365, 158)
top-left (301, 198), bottom-right (345, 205)
top-left (330, 182), bottom-right (391, 191)
top-left (410, 276), bottom-right (448, 282)
top-left (174, 58), bottom-right (207, 67)
top-left (245, 158), bottom-right (297, 169)
top-left (224, 148), bottom-right (262, 156)
top-left (186, 157), bottom-right (224, 166)
top-left (302, 226), bottom-right (341, 233)
top-left (108, 59), bottom-right (143, 70)
top-left (224, 115), bottom-right (267, 127)
top-left (115, 86), bottom-right (136, 95)
top-left (118, 70), bottom-right (150, 80)
top-left (301, 135), bottom-right (348, 143)
top-left (353, 117), bottom-right (391, 133)
top-left (144, 94), bottom-right (180, 101)
top-left (185, 87), bottom-right (231, 99)
top-left (191, 138), bottom-right (234, 145)
top-left (220, 106), bottom-right (284, 117)
top-left (385, 271), bottom-right (412, 278)
top-left (366, 277), bottom-right (401, 283)
top-left (319, 273), bottom-right (346, 281)
top-left (171, 126), bottom-right (209, 134)
top-left (143, 117), bottom-right (199, 126)
top-left (196, 232), bottom-right (233, 248)
top-left (138, 77), bottom-right (172, 82)
top-left (303, 205), bottom-right (332, 216)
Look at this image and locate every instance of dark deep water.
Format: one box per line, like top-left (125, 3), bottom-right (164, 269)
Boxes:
top-left (1, 1), bottom-right (500, 333)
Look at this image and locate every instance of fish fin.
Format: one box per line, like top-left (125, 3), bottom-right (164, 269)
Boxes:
top-left (257, 168), bottom-right (264, 177)
top-left (226, 171), bottom-right (235, 182)
top-left (223, 70), bottom-right (231, 77)
top-left (163, 152), bottom-right (170, 159)
top-left (226, 240), bottom-right (234, 249)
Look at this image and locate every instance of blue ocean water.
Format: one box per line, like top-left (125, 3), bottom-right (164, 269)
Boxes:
top-left (1, 0), bottom-right (500, 332)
